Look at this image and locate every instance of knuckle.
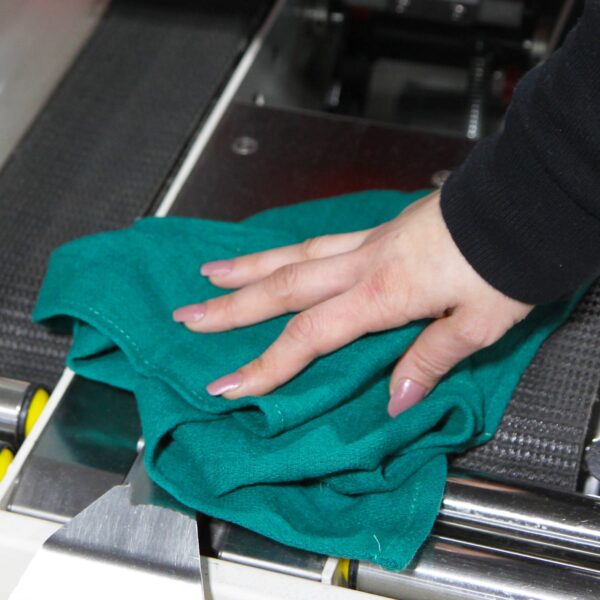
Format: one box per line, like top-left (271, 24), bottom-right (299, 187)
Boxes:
top-left (410, 345), bottom-right (449, 380)
top-left (246, 354), bottom-right (268, 378)
top-left (215, 294), bottom-right (238, 322)
top-left (365, 267), bottom-right (388, 297)
top-left (243, 353), bottom-right (285, 396)
top-left (452, 318), bottom-right (496, 350)
top-left (285, 313), bottom-right (321, 349)
top-left (361, 266), bottom-right (403, 322)
top-left (268, 264), bottom-right (301, 300)
top-left (300, 236), bottom-right (326, 260)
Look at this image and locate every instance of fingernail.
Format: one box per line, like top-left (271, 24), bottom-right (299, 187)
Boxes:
top-left (172, 303), bottom-right (206, 322)
top-left (206, 371), bottom-right (243, 396)
top-left (201, 260), bottom-right (233, 276)
top-left (387, 378), bottom-right (428, 418)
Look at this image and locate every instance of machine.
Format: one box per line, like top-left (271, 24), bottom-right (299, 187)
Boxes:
top-left (1, 0), bottom-right (599, 598)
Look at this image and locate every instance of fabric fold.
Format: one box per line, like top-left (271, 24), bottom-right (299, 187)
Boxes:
top-left (33, 190), bottom-right (581, 569)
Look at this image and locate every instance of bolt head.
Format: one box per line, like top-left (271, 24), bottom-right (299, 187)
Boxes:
top-left (431, 170), bottom-right (452, 188)
top-left (231, 136), bottom-right (259, 156)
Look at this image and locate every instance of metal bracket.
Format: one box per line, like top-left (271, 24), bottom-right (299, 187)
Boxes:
top-left (10, 453), bottom-right (205, 599)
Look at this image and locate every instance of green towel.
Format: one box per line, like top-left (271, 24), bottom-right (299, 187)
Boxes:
top-left (33, 190), bottom-right (581, 570)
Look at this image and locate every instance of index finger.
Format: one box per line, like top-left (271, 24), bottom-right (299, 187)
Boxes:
top-left (201, 228), bottom-right (372, 289)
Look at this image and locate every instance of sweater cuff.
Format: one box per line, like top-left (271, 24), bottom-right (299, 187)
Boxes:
top-left (440, 132), bottom-right (600, 305)
top-left (441, 1), bottom-right (600, 305)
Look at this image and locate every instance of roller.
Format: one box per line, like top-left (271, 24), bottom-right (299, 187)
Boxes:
top-left (0, 441), bottom-right (14, 482)
top-left (0, 377), bottom-right (49, 450)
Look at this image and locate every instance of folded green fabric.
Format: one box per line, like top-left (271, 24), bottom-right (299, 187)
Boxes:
top-left (33, 190), bottom-right (580, 570)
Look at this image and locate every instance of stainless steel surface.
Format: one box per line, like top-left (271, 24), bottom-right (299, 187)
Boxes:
top-left (7, 377), bottom-right (140, 522)
top-left (0, 0), bottom-right (108, 169)
top-left (585, 440), bottom-right (600, 482)
top-left (356, 535), bottom-right (600, 600)
top-left (12, 453), bottom-right (205, 598)
top-left (365, 59), bottom-right (470, 135)
top-left (341, 473), bottom-right (600, 598)
top-left (0, 377), bottom-right (28, 448)
top-left (440, 474), bottom-right (600, 562)
top-left (8, 456), bottom-right (122, 523)
top-left (236, 0), bottom-right (343, 113)
top-left (583, 379), bottom-right (600, 496)
top-left (216, 520), bottom-right (328, 581)
top-left (546, 0), bottom-right (578, 57)
top-left (479, 0), bottom-right (524, 28)
top-left (349, 0), bottom-right (524, 28)
top-left (212, 471), bottom-right (600, 590)
top-left (171, 102), bottom-right (473, 219)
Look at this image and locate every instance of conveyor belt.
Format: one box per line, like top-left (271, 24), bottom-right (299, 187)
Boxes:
top-left (452, 279), bottom-right (600, 491)
top-left (0, 0), bottom-right (268, 387)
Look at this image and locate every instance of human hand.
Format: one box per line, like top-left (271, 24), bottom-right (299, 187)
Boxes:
top-left (173, 191), bottom-right (533, 417)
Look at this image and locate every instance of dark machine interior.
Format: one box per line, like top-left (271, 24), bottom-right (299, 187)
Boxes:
top-left (238, 0), bottom-right (575, 137)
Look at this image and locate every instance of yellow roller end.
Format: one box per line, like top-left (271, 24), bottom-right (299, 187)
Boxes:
top-left (0, 447), bottom-right (14, 481)
top-left (337, 558), bottom-right (351, 586)
top-left (341, 558), bottom-right (350, 581)
top-left (24, 387), bottom-right (49, 438)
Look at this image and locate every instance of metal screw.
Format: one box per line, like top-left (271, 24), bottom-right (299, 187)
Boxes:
top-left (395, 0), bottom-right (411, 14)
top-left (231, 136), bottom-right (259, 156)
top-left (326, 82), bottom-right (342, 108)
top-left (431, 170), bottom-right (451, 188)
top-left (452, 3), bottom-right (466, 21)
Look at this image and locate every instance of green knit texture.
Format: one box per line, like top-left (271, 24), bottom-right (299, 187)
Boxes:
top-left (33, 190), bottom-right (581, 569)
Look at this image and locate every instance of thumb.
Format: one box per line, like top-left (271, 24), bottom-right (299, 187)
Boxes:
top-left (387, 313), bottom-right (493, 418)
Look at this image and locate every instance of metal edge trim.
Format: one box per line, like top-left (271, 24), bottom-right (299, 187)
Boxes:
top-left (154, 0), bottom-right (288, 217)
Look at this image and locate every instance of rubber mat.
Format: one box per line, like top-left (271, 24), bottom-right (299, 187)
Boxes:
top-left (0, 0), bottom-right (266, 387)
top-left (451, 278), bottom-right (600, 490)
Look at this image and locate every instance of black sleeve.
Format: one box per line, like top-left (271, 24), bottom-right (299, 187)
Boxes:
top-left (440, 0), bottom-right (600, 305)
